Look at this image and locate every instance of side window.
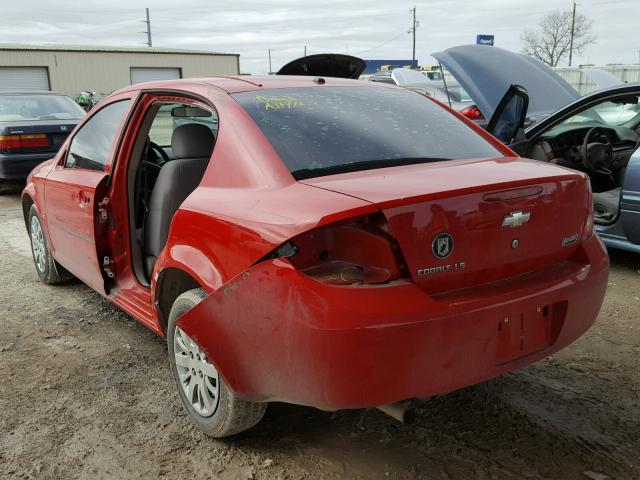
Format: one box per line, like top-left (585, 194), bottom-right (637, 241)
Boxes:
top-left (148, 103), bottom-right (218, 148)
top-left (66, 100), bottom-right (131, 170)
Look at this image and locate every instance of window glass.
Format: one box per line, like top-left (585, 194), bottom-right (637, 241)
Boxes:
top-left (232, 87), bottom-right (500, 179)
top-left (434, 86), bottom-right (473, 103)
top-left (422, 71), bottom-right (443, 81)
top-left (67, 100), bottom-right (131, 170)
top-left (490, 89), bottom-right (527, 143)
top-left (560, 95), bottom-right (640, 126)
top-left (0, 94), bottom-right (85, 121)
top-left (148, 103), bottom-right (217, 147)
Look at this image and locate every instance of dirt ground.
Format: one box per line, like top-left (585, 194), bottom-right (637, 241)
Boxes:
top-left (0, 184), bottom-right (638, 480)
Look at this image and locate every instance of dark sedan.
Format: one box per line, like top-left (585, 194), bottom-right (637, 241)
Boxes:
top-left (0, 91), bottom-right (85, 186)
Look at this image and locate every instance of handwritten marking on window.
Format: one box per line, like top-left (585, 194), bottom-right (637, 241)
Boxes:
top-left (256, 95), bottom-right (307, 110)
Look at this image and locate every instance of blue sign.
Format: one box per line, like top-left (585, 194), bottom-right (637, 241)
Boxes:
top-left (476, 34), bottom-right (494, 46)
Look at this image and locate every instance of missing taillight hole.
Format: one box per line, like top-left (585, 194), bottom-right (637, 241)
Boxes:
top-left (287, 213), bottom-right (408, 286)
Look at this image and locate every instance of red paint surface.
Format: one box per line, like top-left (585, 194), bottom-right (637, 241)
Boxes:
top-left (22, 76), bottom-right (609, 409)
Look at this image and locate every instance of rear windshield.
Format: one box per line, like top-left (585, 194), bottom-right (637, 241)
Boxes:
top-left (0, 94), bottom-right (85, 122)
top-left (232, 87), bottom-right (500, 179)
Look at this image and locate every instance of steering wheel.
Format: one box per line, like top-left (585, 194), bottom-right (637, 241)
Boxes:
top-left (149, 141), bottom-right (170, 165)
top-left (581, 127), bottom-right (613, 175)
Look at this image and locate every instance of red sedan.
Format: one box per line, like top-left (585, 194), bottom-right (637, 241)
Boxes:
top-left (22, 75), bottom-right (608, 437)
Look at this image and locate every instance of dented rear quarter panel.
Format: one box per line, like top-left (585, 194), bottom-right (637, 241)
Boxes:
top-left (153, 182), bottom-right (377, 294)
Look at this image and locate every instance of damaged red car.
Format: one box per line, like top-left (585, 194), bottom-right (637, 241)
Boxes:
top-left (22, 74), bottom-right (608, 437)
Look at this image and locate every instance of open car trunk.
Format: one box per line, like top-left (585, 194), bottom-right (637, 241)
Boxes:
top-left (277, 54), bottom-right (365, 79)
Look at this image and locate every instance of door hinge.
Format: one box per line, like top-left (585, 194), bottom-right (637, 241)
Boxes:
top-left (97, 197), bottom-right (114, 228)
top-left (103, 256), bottom-right (115, 279)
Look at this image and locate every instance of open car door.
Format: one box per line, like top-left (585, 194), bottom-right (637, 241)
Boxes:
top-left (43, 96), bottom-right (133, 295)
top-left (486, 85), bottom-right (529, 144)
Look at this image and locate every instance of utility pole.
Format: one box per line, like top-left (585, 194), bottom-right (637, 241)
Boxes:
top-left (143, 8), bottom-right (152, 47)
top-left (268, 49), bottom-right (272, 74)
top-left (568, 2), bottom-right (576, 66)
top-left (410, 6), bottom-right (417, 62)
top-left (304, 45), bottom-right (307, 56)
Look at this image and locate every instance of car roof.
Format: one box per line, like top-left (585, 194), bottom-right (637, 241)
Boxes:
top-left (116, 75), bottom-right (386, 95)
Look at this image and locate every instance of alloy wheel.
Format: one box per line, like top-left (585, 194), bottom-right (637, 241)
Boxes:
top-left (30, 216), bottom-right (46, 274)
top-left (173, 326), bottom-right (220, 417)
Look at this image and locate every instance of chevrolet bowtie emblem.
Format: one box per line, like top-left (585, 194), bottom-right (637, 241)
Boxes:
top-left (502, 211), bottom-right (530, 228)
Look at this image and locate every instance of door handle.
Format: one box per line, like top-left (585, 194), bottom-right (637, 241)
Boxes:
top-left (78, 190), bottom-right (91, 206)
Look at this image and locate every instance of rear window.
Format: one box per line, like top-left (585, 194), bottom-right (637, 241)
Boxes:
top-left (0, 94), bottom-right (85, 121)
top-left (232, 87), bottom-right (500, 179)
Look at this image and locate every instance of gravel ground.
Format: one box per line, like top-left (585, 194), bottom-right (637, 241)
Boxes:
top-left (0, 184), bottom-right (638, 480)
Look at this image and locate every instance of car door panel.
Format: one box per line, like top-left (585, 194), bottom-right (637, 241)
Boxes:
top-left (621, 150), bottom-right (640, 244)
top-left (45, 166), bottom-right (108, 292)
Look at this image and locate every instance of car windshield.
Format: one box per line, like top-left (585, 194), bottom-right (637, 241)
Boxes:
top-left (233, 87), bottom-right (501, 179)
top-left (0, 94), bottom-right (85, 121)
top-left (560, 95), bottom-right (640, 127)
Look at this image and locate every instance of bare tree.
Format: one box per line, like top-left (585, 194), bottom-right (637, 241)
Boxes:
top-left (521, 9), bottom-right (596, 67)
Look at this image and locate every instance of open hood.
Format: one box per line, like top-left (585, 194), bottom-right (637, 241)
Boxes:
top-left (431, 45), bottom-right (579, 122)
top-left (277, 54), bottom-right (365, 79)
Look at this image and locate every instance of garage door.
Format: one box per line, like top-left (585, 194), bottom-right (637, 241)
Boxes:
top-left (130, 67), bottom-right (182, 85)
top-left (0, 67), bottom-right (50, 91)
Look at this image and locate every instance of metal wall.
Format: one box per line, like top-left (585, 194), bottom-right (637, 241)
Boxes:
top-left (552, 65), bottom-right (640, 95)
top-left (0, 47), bottom-right (240, 98)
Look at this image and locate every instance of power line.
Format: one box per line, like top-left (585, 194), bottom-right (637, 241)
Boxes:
top-left (356, 30), bottom-right (409, 55)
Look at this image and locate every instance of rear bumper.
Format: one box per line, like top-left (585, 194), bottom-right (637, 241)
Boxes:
top-left (176, 234), bottom-right (609, 410)
top-left (0, 152), bottom-right (55, 179)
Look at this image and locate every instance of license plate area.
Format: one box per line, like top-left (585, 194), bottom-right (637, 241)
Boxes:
top-left (496, 301), bottom-right (566, 364)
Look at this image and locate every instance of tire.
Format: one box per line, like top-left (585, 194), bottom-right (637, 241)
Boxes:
top-left (167, 288), bottom-right (267, 437)
top-left (28, 205), bottom-right (73, 284)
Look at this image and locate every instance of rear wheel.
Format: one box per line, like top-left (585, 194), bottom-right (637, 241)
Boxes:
top-left (28, 206), bottom-right (72, 284)
top-left (167, 288), bottom-right (267, 437)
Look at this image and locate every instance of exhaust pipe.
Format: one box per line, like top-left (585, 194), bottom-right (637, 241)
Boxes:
top-left (376, 402), bottom-right (415, 424)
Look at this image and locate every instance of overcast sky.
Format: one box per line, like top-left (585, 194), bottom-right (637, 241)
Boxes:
top-left (1, 0), bottom-right (637, 74)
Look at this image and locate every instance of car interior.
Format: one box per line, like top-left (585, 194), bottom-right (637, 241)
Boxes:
top-left (127, 102), bottom-right (217, 285)
top-left (526, 94), bottom-right (640, 225)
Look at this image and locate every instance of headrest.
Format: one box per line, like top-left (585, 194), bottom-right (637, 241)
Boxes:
top-left (171, 123), bottom-right (215, 159)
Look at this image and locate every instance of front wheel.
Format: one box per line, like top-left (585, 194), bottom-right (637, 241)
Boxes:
top-left (28, 206), bottom-right (72, 284)
top-left (167, 288), bottom-right (267, 437)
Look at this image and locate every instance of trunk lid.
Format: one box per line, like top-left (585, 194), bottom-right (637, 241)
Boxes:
top-left (0, 120), bottom-right (76, 153)
top-left (277, 54), bottom-right (366, 79)
top-left (301, 157), bottom-right (589, 294)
